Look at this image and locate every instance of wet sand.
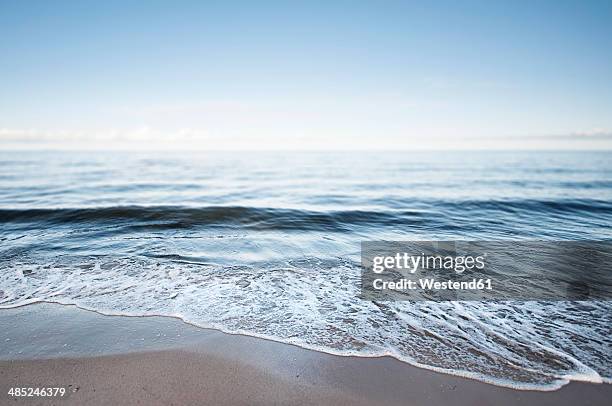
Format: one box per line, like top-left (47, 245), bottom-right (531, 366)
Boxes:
top-left (1, 303), bottom-right (610, 405)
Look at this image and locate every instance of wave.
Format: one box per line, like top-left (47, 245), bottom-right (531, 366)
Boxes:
top-left (1, 198), bottom-right (611, 231)
top-left (1, 253), bottom-right (610, 391)
top-left (0, 206), bottom-right (423, 231)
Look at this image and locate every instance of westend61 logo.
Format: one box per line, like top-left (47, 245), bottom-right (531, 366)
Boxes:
top-left (361, 241), bottom-right (612, 301)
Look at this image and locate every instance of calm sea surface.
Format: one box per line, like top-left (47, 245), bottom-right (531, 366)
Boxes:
top-left (1, 150), bottom-right (611, 389)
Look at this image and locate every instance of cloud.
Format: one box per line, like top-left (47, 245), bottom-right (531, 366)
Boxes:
top-left (501, 130), bottom-right (612, 141)
top-left (0, 127), bottom-right (207, 144)
top-left (1, 127), bottom-right (611, 151)
top-left (554, 130), bottom-right (612, 140)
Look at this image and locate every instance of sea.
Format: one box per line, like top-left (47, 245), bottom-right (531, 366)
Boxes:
top-left (0, 150), bottom-right (611, 390)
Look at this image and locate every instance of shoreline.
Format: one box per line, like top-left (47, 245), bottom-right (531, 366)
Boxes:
top-left (0, 300), bottom-right (582, 391)
top-left (1, 303), bottom-right (611, 405)
top-left (1, 300), bottom-right (607, 391)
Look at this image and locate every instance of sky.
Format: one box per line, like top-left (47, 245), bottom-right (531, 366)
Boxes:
top-left (1, 0), bottom-right (611, 150)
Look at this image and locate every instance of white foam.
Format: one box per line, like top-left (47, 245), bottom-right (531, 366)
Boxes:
top-left (1, 255), bottom-right (610, 391)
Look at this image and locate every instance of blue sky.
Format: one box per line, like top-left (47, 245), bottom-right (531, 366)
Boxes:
top-left (1, 0), bottom-right (611, 149)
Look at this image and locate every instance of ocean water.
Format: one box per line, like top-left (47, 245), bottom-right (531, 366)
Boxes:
top-left (0, 150), bottom-right (611, 390)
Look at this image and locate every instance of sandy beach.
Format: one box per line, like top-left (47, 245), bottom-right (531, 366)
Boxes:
top-left (2, 0), bottom-right (612, 404)
top-left (1, 303), bottom-right (610, 406)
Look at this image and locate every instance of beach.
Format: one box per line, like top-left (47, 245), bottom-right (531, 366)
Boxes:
top-left (1, 151), bottom-right (611, 392)
top-left (1, 303), bottom-right (611, 406)
top-left (2, 1), bottom-right (612, 404)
